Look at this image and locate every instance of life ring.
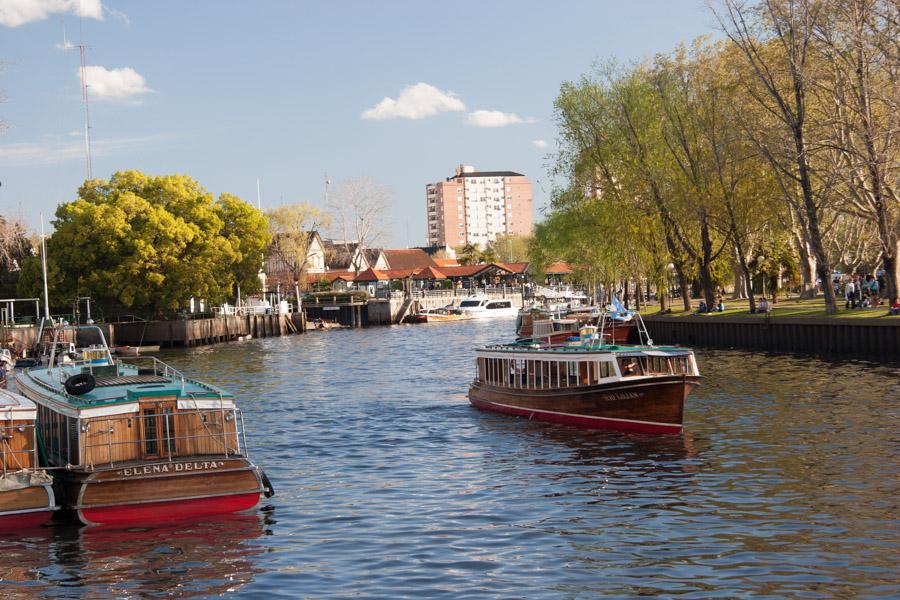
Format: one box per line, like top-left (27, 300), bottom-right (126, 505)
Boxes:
top-left (64, 373), bottom-right (96, 395)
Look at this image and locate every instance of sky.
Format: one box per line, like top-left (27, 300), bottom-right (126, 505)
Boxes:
top-left (1, 0), bottom-right (718, 247)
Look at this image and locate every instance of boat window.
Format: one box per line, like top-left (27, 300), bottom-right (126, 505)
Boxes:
top-left (671, 357), bottom-right (689, 374)
top-left (143, 408), bottom-right (159, 455)
top-left (486, 301), bottom-right (511, 309)
top-left (162, 407), bottom-right (176, 454)
top-left (618, 357), bottom-right (642, 377)
top-left (459, 300), bottom-right (482, 307)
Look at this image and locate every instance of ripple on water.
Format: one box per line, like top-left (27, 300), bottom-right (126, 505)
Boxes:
top-left (0, 321), bottom-right (897, 598)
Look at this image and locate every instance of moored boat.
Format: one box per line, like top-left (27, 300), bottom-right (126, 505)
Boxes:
top-left (468, 337), bottom-right (700, 434)
top-left (455, 295), bottom-right (518, 318)
top-left (15, 325), bottom-right (274, 526)
top-left (0, 388), bottom-right (57, 530)
top-left (405, 307), bottom-right (469, 324)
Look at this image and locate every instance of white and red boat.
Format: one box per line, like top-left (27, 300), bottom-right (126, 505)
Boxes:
top-left (16, 325), bottom-right (273, 527)
top-left (0, 388), bottom-right (57, 530)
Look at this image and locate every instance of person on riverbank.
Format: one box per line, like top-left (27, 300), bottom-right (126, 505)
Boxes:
top-left (845, 278), bottom-right (857, 309)
top-left (889, 299), bottom-right (900, 316)
top-left (715, 296), bottom-right (725, 312)
top-left (756, 297), bottom-right (770, 313)
top-left (866, 275), bottom-right (880, 306)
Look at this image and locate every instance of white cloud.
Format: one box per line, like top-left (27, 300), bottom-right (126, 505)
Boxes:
top-left (0, 0), bottom-right (103, 27)
top-left (0, 133), bottom-right (180, 167)
top-left (361, 83), bottom-right (465, 120)
top-left (80, 65), bottom-right (151, 100)
top-left (466, 110), bottom-right (527, 128)
top-left (532, 139), bottom-right (548, 149)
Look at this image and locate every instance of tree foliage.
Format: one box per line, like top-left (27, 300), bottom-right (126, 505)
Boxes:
top-left (18, 171), bottom-right (270, 313)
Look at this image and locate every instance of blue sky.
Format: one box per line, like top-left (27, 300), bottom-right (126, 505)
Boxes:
top-left (1, 0), bottom-right (716, 246)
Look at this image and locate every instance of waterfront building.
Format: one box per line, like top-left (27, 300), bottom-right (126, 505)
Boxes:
top-left (426, 164), bottom-right (533, 248)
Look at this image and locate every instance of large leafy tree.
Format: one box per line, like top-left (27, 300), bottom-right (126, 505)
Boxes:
top-left (19, 171), bottom-right (269, 313)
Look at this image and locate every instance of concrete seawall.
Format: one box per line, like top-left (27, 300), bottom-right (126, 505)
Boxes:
top-left (642, 315), bottom-right (900, 359)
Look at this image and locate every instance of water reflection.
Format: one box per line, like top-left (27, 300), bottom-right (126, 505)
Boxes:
top-left (1, 321), bottom-right (897, 598)
top-left (0, 514), bottom-right (269, 597)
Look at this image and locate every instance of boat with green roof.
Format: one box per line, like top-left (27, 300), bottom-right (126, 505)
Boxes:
top-left (15, 325), bottom-right (273, 526)
top-left (468, 325), bottom-right (700, 434)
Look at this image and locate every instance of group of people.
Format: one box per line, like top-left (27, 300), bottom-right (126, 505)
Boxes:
top-left (696, 296), bottom-right (727, 314)
top-left (843, 273), bottom-right (881, 309)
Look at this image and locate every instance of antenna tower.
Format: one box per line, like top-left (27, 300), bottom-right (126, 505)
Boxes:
top-left (78, 42), bottom-right (93, 180)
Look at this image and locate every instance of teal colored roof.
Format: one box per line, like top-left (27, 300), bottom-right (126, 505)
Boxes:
top-left (23, 363), bottom-right (233, 408)
top-left (480, 343), bottom-right (691, 354)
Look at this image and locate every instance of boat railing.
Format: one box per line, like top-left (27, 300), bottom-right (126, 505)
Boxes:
top-left (0, 421), bottom-right (37, 477)
top-left (116, 356), bottom-right (189, 393)
top-left (72, 407), bottom-right (248, 470)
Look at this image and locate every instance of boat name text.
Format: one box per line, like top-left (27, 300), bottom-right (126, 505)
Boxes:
top-left (118, 461), bottom-right (226, 477)
top-left (600, 391), bottom-right (643, 401)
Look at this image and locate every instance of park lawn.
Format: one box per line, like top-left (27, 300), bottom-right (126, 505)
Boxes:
top-left (638, 297), bottom-right (897, 320)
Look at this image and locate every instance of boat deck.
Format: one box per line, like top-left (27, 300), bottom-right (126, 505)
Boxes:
top-left (22, 364), bottom-right (232, 407)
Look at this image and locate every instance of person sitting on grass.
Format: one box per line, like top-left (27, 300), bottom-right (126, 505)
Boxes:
top-left (888, 300), bottom-right (900, 316)
top-left (696, 300), bottom-right (707, 314)
top-left (715, 296), bottom-right (725, 312)
top-left (757, 297), bottom-right (770, 313)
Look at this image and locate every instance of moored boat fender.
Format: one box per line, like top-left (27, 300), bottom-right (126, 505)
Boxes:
top-left (260, 469), bottom-right (275, 498)
top-left (64, 373), bottom-right (96, 395)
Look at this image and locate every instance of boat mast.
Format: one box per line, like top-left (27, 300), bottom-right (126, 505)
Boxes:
top-left (40, 213), bottom-right (50, 321)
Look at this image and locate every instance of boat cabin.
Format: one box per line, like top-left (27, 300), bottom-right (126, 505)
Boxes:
top-left (475, 346), bottom-right (697, 391)
top-left (20, 329), bottom-right (247, 471)
top-left (0, 389), bottom-right (39, 475)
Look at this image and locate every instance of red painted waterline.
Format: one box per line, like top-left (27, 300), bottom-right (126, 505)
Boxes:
top-left (469, 397), bottom-right (681, 435)
top-left (78, 492), bottom-right (261, 526)
top-left (0, 510), bottom-right (54, 531)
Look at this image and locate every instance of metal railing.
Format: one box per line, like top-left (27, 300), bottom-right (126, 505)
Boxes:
top-left (75, 407), bottom-right (249, 470)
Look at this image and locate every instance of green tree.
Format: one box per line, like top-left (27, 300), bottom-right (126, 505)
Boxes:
top-left (487, 234), bottom-right (532, 263)
top-left (217, 193), bottom-right (271, 296)
top-left (19, 171), bottom-right (265, 314)
top-left (266, 202), bottom-right (329, 291)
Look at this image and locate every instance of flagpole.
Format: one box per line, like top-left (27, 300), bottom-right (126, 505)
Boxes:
top-left (40, 213), bottom-right (50, 320)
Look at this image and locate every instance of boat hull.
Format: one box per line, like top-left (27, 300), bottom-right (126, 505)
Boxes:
top-left (54, 457), bottom-right (265, 527)
top-left (0, 484), bottom-right (56, 530)
top-left (468, 375), bottom-right (698, 434)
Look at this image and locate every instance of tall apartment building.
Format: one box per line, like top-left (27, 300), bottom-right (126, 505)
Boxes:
top-left (426, 164), bottom-right (533, 248)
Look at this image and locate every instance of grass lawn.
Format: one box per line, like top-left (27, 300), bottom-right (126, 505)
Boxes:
top-left (638, 297), bottom-right (898, 320)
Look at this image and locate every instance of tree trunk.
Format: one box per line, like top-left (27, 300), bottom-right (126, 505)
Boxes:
top-left (623, 279), bottom-right (630, 309)
top-left (883, 242), bottom-right (899, 305)
top-left (734, 239), bottom-right (756, 313)
top-left (634, 277), bottom-right (642, 311)
top-left (698, 214), bottom-right (717, 310)
top-left (659, 279), bottom-right (668, 312)
top-left (677, 271), bottom-right (691, 311)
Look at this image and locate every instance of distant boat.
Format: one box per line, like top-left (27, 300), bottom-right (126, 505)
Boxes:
top-left (16, 325), bottom-right (274, 526)
top-left (0, 388), bottom-right (57, 530)
top-left (455, 295), bottom-right (518, 318)
top-left (404, 307), bottom-right (469, 324)
top-left (468, 328), bottom-right (700, 434)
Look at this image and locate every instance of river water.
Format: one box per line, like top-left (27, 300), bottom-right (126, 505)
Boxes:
top-left (1, 318), bottom-right (898, 598)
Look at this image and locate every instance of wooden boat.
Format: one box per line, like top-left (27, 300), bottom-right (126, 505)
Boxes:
top-left (405, 307), bottom-right (469, 324)
top-left (516, 309), bottom-right (635, 344)
top-left (0, 388), bottom-right (57, 530)
top-left (15, 325), bottom-right (274, 527)
top-left (468, 335), bottom-right (700, 434)
top-left (112, 345), bottom-right (161, 356)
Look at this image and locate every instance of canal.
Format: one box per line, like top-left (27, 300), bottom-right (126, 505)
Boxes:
top-left (2, 319), bottom-right (898, 597)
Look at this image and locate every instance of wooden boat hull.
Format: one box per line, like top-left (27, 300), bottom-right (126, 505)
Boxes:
top-left (468, 375), bottom-right (699, 434)
top-left (54, 457), bottom-right (265, 526)
top-left (0, 484), bottom-right (56, 530)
